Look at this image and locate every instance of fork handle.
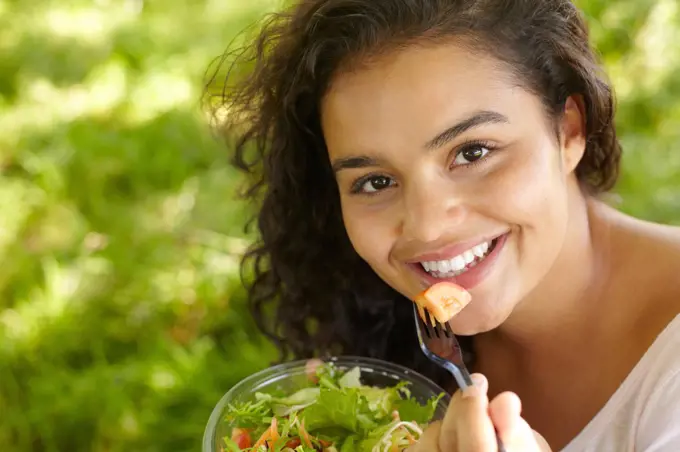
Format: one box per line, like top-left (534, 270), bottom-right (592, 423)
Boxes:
top-left (444, 363), bottom-right (474, 391)
top-left (496, 434), bottom-right (506, 452)
top-left (450, 368), bottom-right (506, 452)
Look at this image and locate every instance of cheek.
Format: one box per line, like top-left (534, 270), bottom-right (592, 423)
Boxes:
top-left (483, 142), bottom-right (568, 225)
top-left (340, 201), bottom-right (394, 266)
top-left (486, 142), bottom-right (571, 294)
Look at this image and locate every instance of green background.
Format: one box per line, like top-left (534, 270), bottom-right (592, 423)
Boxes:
top-left (1, 0), bottom-right (678, 451)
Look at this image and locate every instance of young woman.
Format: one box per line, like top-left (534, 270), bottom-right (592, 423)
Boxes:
top-left (209, 0), bottom-right (680, 450)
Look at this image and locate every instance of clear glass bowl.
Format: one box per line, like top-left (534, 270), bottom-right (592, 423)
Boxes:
top-left (203, 356), bottom-right (451, 452)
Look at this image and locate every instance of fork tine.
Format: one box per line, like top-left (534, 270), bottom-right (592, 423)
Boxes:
top-left (415, 304), bottom-right (424, 321)
top-left (426, 311), bottom-right (444, 338)
top-left (414, 306), bottom-right (429, 337)
top-left (422, 310), bottom-right (434, 337)
top-left (416, 306), bottom-right (454, 340)
top-left (443, 321), bottom-right (454, 337)
top-left (428, 310), bottom-right (437, 328)
top-left (422, 311), bottom-right (437, 338)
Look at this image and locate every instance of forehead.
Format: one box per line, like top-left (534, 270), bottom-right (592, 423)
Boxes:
top-left (321, 43), bottom-right (534, 153)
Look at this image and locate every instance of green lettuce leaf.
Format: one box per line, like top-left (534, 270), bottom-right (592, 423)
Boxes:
top-left (337, 367), bottom-right (362, 388)
top-left (302, 386), bottom-right (379, 433)
top-left (256, 387), bottom-right (321, 417)
top-left (395, 392), bottom-right (445, 424)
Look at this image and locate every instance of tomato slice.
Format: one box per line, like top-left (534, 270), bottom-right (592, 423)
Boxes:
top-left (414, 282), bottom-right (471, 324)
top-left (285, 438), bottom-right (302, 448)
top-left (230, 428), bottom-right (252, 449)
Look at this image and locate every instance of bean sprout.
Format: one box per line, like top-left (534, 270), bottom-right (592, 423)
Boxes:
top-left (372, 421), bottom-right (424, 452)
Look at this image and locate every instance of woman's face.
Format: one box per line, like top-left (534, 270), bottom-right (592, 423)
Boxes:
top-left (321, 43), bottom-right (586, 334)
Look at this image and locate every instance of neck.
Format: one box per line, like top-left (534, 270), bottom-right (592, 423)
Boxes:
top-left (484, 189), bottom-right (615, 357)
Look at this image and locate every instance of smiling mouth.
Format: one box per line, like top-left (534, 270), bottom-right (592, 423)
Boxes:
top-left (419, 238), bottom-right (499, 278)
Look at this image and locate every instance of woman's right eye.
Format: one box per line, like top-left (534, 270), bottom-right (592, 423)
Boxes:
top-left (352, 175), bottom-right (396, 195)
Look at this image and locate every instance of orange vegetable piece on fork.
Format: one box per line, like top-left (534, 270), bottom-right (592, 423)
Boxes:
top-left (414, 282), bottom-right (471, 325)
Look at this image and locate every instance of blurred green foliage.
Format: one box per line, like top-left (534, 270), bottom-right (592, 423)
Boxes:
top-left (0, 0), bottom-right (678, 451)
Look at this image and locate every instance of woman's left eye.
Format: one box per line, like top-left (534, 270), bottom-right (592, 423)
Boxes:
top-left (452, 144), bottom-right (491, 166)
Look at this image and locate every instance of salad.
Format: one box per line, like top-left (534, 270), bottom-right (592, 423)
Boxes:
top-left (223, 362), bottom-right (445, 452)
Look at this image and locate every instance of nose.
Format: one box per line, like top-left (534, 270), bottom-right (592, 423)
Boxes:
top-left (400, 181), bottom-right (467, 243)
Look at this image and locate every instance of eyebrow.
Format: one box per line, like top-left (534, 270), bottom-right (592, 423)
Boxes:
top-left (331, 156), bottom-right (381, 173)
top-left (424, 110), bottom-right (510, 150)
top-left (330, 110), bottom-right (509, 173)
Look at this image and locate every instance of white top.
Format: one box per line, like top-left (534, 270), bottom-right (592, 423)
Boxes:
top-left (561, 314), bottom-right (680, 452)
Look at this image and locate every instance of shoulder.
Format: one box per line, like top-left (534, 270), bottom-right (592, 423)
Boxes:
top-left (638, 219), bottom-right (680, 297)
top-left (635, 220), bottom-right (680, 311)
top-left (616, 212), bottom-right (680, 260)
top-left (626, 214), bottom-right (680, 256)
top-left (624, 218), bottom-right (680, 354)
top-left (605, 208), bottom-right (680, 375)
top-left (608, 209), bottom-right (680, 311)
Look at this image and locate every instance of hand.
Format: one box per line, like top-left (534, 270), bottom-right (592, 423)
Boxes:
top-left (407, 374), bottom-right (552, 451)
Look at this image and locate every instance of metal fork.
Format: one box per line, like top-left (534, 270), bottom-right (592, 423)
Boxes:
top-left (413, 304), bottom-right (506, 452)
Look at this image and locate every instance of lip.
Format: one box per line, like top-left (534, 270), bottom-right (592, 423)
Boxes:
top-left (405, 232), bottom-right (509, 263)
top-left (409, 232), bottom-right (509, 291)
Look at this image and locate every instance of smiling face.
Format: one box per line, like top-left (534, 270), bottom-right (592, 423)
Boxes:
top-left (321, 43), bottom-right (586, 334)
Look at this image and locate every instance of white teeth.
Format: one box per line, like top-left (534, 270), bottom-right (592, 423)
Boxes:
top-left (419, 240), bottom-right (494, 277)
top-left (450, 255), bottom-right (466, 272)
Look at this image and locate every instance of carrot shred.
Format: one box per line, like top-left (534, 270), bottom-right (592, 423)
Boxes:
top-left (406, 430), bottom-right (417, 444)
top-left (252, 417), bottom-right (280, 450)
top-left (269, 417), bottom-right (279, 443)
top-left (299, 420), bottom-right (314, 448)
top-left (252, 428), bottom-right (270, 450)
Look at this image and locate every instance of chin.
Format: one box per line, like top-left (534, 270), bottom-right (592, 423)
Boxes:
top-left (449, 305), bottom-right (508, 335)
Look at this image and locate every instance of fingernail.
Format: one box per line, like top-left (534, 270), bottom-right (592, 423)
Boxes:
top-left (463, 373), bottom-right (488, 398)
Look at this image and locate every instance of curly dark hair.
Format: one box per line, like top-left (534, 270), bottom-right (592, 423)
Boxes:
top-left (205, 0), bottom-right (622, 388)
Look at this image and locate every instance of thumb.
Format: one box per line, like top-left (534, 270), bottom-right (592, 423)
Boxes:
top-left (439, 374), bottom-right (496, 452)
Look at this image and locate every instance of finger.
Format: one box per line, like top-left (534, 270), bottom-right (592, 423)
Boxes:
top-left (405, 421), bottom-right (441, 451)
top-left (439, 373), bottom-right (497, 451)
top-left (304, 359), bottom-right (324, 382)
top-left (490, 392), bottom-right (549, 451)
top-left (488, 391), bottom-right (522, 433)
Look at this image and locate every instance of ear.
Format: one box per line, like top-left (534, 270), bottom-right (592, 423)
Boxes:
top-left (560, 95), bottom-right (587, 174)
